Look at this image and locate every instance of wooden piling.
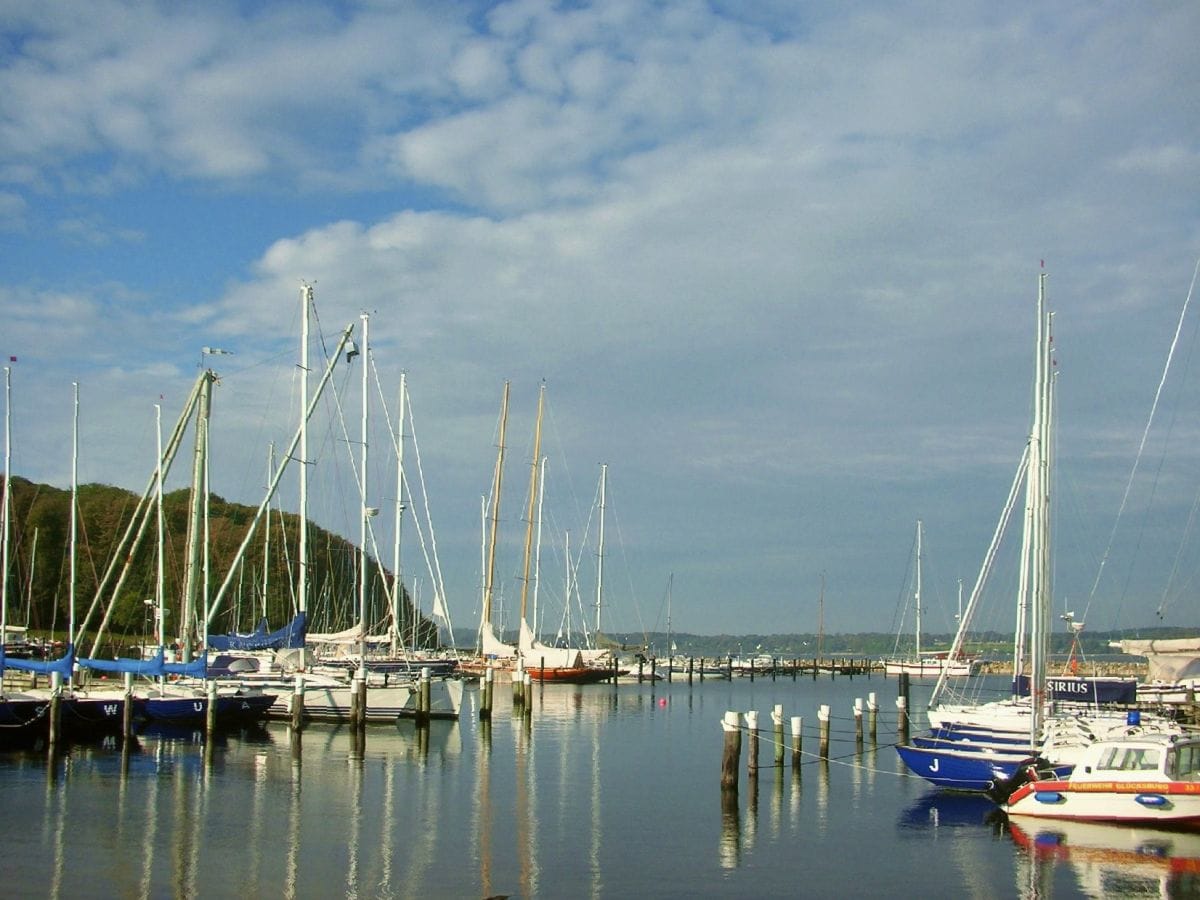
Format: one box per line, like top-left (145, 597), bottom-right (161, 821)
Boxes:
top-left (868, 692), bottom-right (878, 743)
top-left (790, 715), bottom-right (803, 773)
top-left (480, 667), bottom-right (494, 720)
top-left (818, 704), bottom-right (830, 759)
top-left (417, 667), bottom-right (432, 725)
top-left (853, 697), bottom-right (864, 748)
top-left (746, 710), bottom-right (759, 778)
top-left (897, 673), bottom-right (910, 743)
top-left (352, 671), bottom-right (367, 730)
top-left (720, 710), bottom-right (742, 791)
top-left (513, 661), bottom-right (525, 707)
top-left (122, 672), bottom-right (134, 742)
top-left (48, 671), bottom-right (62, 748)
top-left (206, 679), bottom-right (218, 736)
top-left (638, 656), bottom-right (644, 682)
top-left (522, 672), bottom-right (533, 720)
top-left (772, 704), bottom-right (785, 767)
top-left (291, 675), bottom-right (305, 731)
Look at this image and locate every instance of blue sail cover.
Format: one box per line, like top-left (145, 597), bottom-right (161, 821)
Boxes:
top-left (208, 611), bottom-right (306, 651)
top-left (1012, 674), bottom-right (1137, 705)
top-left (78, 648), bottom-right (166, 677)
top-left (0, 644), bottom-right (75, 678)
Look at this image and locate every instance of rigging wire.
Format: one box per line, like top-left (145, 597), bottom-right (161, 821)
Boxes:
top-left (1083, 254), bottom-right (1200, 624)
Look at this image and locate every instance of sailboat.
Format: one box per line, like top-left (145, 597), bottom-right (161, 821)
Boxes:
top-left (895, 273), bottom-right (1138, 790)
top-left (518, 389), bottom-right (612, 683)
top-left (0, 366), bottom-right (65, 741)
top-left (883, 520), bottom-right (979, 678)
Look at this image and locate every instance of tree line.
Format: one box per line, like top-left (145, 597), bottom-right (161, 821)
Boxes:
top-left (0, 476), bottom-right (436, 655)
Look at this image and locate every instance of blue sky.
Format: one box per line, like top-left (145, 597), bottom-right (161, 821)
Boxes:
top-left (1, 1), bottom-right (1198, 640)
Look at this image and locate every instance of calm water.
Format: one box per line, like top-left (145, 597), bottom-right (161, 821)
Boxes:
top-left (1, 673), bottom-right (1196, 898)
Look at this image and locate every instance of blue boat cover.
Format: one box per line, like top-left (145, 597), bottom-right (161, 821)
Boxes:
top-left (0, 644), bottom-right (75, 678)
top-left (78, 648), bottom-right (166, 676)
top-left (208, 611), bottom-right (306, 651)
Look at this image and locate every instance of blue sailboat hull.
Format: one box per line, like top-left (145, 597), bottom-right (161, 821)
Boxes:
top-left (142, 692), bottom-right (276, 725)
top-left (896, 743), bottom-right (1072, 792)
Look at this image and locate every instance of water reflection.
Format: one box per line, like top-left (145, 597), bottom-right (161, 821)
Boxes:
top-left (1009, 818), bottom-right (1200, 899)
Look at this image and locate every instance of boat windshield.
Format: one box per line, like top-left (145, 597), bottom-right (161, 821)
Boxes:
top-left (1095, 746), bottom-right (1162, 772)
top-left (1169, 744), bottom-right (1200, 781)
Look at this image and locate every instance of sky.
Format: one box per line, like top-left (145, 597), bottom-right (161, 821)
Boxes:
top-left (1, 1), bottom-right (1198, 642)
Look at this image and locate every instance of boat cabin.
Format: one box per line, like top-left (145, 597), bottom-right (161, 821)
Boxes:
top-left (1073, 736), bottom-right (1200, 783)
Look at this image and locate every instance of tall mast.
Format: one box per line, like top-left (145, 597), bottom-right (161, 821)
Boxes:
top-left (1, 368), bottom-right (11, 692)
top-left (391, 372), bottom-right (407, 656)
top-left (519, 384), bottom-right (545, 625)
top-left (482, 382), bottom-right (509, 633)
top-left (263, 443), bottom-right (273, 623)
top-left (298, 284), bottom-right (311, 622)
top-left (68, 382), bottom-right (78, 678)
top-left (1026, 271), bottom-right (1051, 739)
top-left (358, 312), bottom-right (370, 674)
top-left (595, 463), bottom-right (607, 636)
top-left (915, 519), bottom-right (922, 659)
top-left (155, 404), bottom-right (165, 658)
top-left (180, 371), bottom-right (212, 661)
top-left (533, 456), bottom-right (547, 638)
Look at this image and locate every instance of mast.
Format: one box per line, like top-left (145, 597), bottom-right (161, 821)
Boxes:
top-left (298, 285), bottom-right (311, 624)
top-left (481, 382), bottom-right (510, 636)
top-left (914, 519), bottom-right (922, 660)
top-left (155, 404), bottom-right (165, 664)
top-left (519, 384), bottom-right (545, 626)
top-left (68, 382), bottom-right (78, 680)
top-left (533, 456), bottom-right (547, 638)
top-left (391, 372), bottom-right (407, 656)
top-left (595, 463), bottom-right (607, 636)
top-left (358, 312), bottom-right (370, 675)
top-left (180, 370), bottom-right (213, 662)
top-left (1025, 271), bottom-right (1051, 739)
top-left (1, 368), bottom-right (8, 681)
top-left (203, 321), bottom-right (355, 627)
top-left (263, 443), bottom-right (273, 623)
top-left (817, 573), bottom-right (825, 659)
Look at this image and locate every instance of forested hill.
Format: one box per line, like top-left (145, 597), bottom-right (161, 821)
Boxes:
top-left (0, 476), bottom-right (433, 652)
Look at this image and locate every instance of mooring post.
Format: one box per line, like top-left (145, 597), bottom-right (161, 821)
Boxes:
top-left (122, 671), bottom-right (134, 741)
top-left (418, 667), bottom-right (432, 725)
top-left (746, 710), bottom-right (759, 778)
top-left (522, 671), bottom-right (533, 721)
top-left (480, 667), bottom-right (494, 720)
top-left (853, 697), bottom-right (864, 748)
top-left (720, 710), bottom-right (741, 791)
top-left (638, 656), bottom-right (644, 682)
top-left (791, 715), bottom-right (803, 773)
top-left (291, 675), bottom-right (305, 731)
top-left (206, 679), bottom-right (218, 736)
top-left (48, 671), bottom-right (62, 748)
top-left (868, 692), bottom-right (878, 743)
top-left (818, 704), bottom-right (830, 758)
top-left (772, 704), bottom-right (785, 767)
top-left (897, 673), bottom-right (910, 743)
top-left (352, 670), bottom-right (367, 730)
top-left (513, 661), bottom-right (525, 707)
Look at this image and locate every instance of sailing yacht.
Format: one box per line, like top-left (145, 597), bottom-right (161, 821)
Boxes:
top-left (883, 521), bottom-right (980, 678)
top-left (896, 273), bottom-right (1178, 791)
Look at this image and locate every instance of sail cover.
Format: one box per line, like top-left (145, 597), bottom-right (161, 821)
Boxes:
top-left (209, 612), bottom-right (306, 652)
